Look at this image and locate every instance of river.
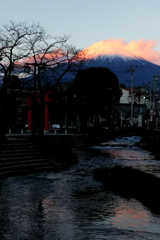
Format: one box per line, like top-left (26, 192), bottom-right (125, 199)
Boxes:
top-left (0, 135), bottom-right (160, 239)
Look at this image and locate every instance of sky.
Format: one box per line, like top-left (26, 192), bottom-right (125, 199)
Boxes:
top-left (1, 0), bottom-right (160, 64)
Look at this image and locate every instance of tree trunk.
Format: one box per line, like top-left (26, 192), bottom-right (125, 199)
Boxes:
top-left (38, 92), bottom-right (44, 139)
top-left (0, 89), bottom-right (8, 142)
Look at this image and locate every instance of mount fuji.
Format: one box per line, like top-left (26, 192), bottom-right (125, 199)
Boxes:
top-left (80, 40), bottom-right (160, 87)
top-left (22, 40), bottom-right (160, 88)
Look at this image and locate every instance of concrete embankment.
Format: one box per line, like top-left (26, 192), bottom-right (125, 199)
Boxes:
top-left (94, 166), bottom-right (160, 213)
top-left (140, 129), bottom-right (160, 152)
top-left (0, 134), bottom-right (91, 180)
top-left (0, 137), bottom-right (56, 180)
top-left (0, 128), bottom-right (144, 180)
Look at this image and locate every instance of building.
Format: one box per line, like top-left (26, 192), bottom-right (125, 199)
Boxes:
top-left (115, 87), bottom-right (147, 127)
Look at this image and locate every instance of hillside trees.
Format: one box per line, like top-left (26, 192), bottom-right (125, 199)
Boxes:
top-left (0, 20), bottom-right (85, 141)
top-left (68, 67), bottom-right (122, 129)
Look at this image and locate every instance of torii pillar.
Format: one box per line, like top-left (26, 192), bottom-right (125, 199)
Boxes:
top-left (44, 92), bottom-right (50, 132)
top-left (26, 92), bottom-right (52, 132)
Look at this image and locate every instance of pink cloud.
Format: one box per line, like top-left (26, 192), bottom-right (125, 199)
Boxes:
top-left (126, 39), bottom-right (160, 64)
top-left (83, 39), bottom-right (160, 65)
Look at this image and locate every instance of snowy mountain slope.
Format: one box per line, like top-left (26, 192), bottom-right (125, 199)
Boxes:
top-left (22, 40), bottom-right (160, 88)
top-left (84, 55), bottom-right (160, 87)
top-left (81, 40), bottom-right (160, 87)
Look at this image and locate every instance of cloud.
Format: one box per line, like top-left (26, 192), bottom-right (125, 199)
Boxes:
top-left (84, 39), bottom-right (160, 65)
top-left (126, 39), bottom-right (160, 64)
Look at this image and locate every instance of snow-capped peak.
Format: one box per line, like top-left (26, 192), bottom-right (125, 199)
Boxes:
top-left (82, 39), bottom-right (146, 61)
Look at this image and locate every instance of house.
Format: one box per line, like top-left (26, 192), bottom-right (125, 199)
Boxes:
top-left (116, 87), bottom-right (147, 114)
top-left (115, 87), bottom-right (147, 127)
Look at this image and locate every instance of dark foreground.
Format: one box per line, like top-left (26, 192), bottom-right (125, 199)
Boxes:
top-left (94, 165), bottom-right (160, 213)
top-left (0, 135), bottom-right (160, 239)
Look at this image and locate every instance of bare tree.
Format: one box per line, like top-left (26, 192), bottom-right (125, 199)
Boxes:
top-left (0, 20), bottom-right (86, 141)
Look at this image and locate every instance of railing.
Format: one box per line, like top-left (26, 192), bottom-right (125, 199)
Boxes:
top-left (147, 120), bottom-right (160, 130)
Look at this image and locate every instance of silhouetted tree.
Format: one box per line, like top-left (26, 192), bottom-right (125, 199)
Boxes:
top-left (68, 67), bottom-right (122, 128)
top-left (0, 20), bottom-right (85, 141)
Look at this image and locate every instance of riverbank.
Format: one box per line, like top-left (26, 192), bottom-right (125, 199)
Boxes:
top-left (1, 143), bottom-right (160, 240)
top-left (93, 165), bottom-right (160, 214)
top-left (0, 131), bottom-right (126, 180)
top-left (0, 129), bottom-right (145, 180)
top-left (140, 129), bottom-right (160, 153)
top-left (35, 131), bottom-right (129, 163)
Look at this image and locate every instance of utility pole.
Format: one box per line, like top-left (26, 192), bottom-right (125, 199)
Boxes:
top-left (153, 75), bottom-right (159, 114)
top-left (138, 85), bottom-right (141, 113)
top-left (127, 66), bottom-right (137, 126)
top-left (147, 80), bottom-right (152, 121)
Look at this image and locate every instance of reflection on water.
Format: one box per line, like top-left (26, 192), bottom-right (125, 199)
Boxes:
top-left (112, 198), bottom-right (158, 232)
top-left (92, 136), bottom-right (160, 177)
top-left (0, 136), bottom-right (160, 239)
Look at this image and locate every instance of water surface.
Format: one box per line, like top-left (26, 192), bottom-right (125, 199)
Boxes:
top-left (0, 136), bottom-right (160, 239)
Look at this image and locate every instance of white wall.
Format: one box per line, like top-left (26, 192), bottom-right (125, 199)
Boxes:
top-left (120, 89), bottom-right (131, 104)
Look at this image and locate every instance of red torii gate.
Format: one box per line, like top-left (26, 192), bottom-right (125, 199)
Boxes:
top-left (25, 92), bottom-right (52, 132)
